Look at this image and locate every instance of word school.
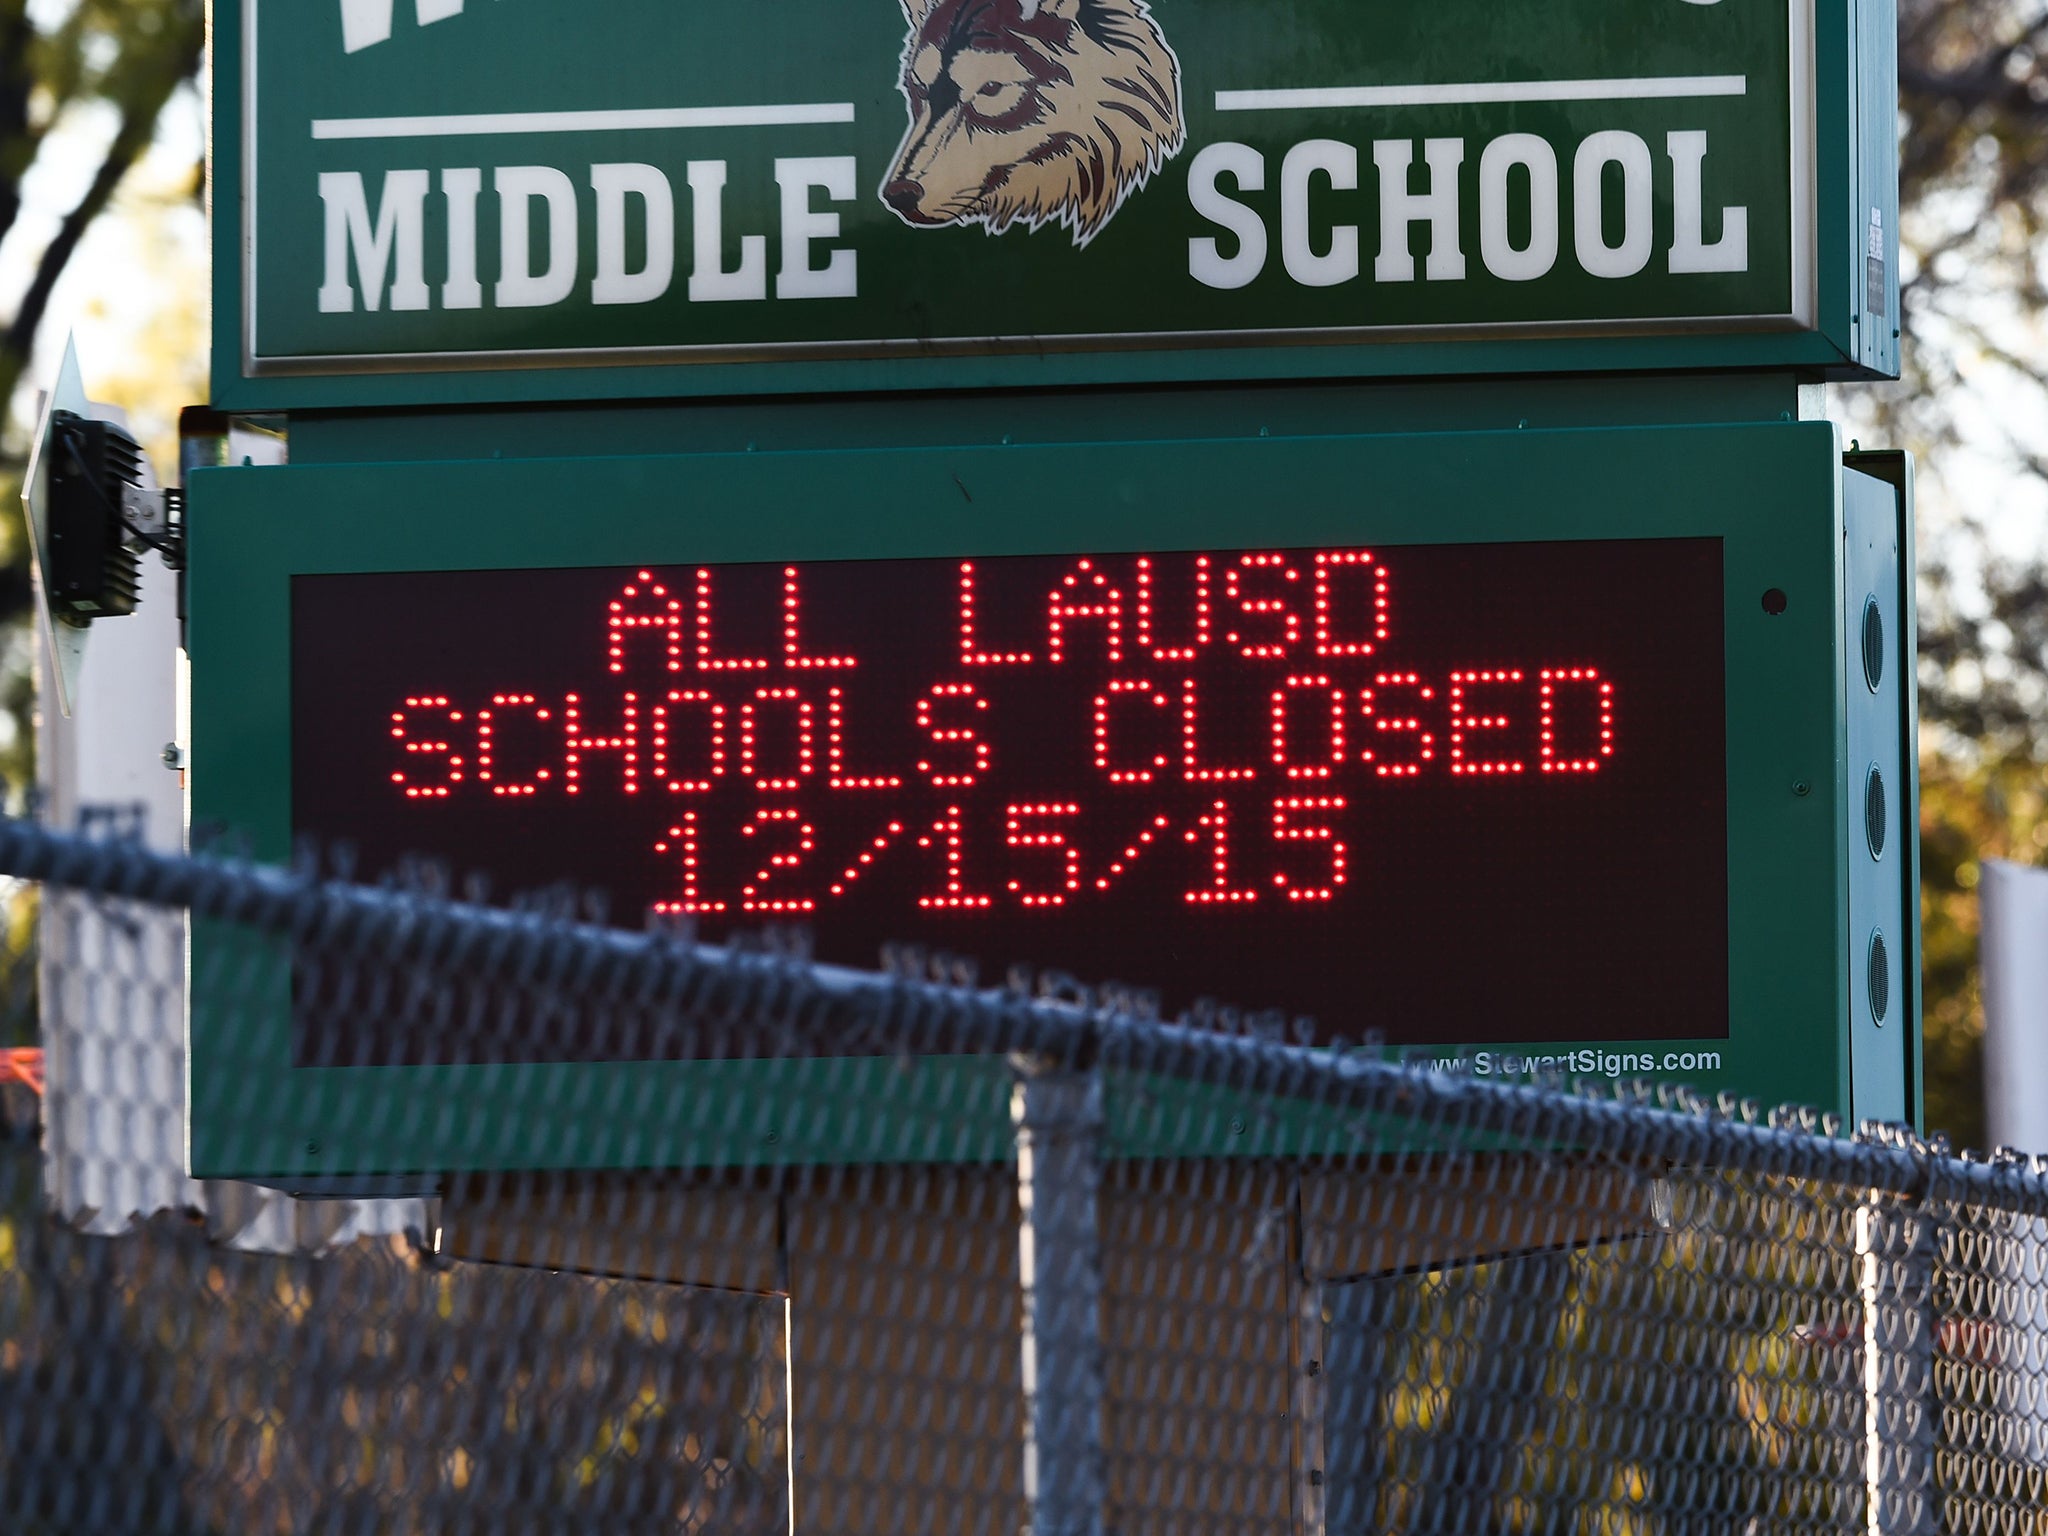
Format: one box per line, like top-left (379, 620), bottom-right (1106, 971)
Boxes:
top-left (1187, 129), bottom-right (1749, 288)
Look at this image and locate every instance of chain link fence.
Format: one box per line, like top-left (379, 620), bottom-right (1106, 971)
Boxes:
top-left (2, 811), bottom-right (2047, 1534)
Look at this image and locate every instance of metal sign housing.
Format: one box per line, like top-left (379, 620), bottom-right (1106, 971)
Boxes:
top-left (184, 417), bottom-right (1917, 1179)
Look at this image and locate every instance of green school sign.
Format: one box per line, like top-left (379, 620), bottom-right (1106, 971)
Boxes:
top-left (214, 0), bottom-right (1899, 409)
top-left (184, 419), bottom-right (1919, 1178)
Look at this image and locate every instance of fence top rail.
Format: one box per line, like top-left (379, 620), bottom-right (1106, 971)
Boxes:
top-left (8, 812), bottom-right (2039, 1212)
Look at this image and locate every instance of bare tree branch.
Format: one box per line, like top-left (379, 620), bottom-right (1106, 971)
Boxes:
top-left (0, 0), bottom-right (35, 252)
top-left (0, 7), bottom-right (201, 414)
top-left (0, 112), bottom-right (148, 404)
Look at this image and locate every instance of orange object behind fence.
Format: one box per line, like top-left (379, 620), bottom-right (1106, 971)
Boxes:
top-left (0, 1047), bottom-right (42, 1096)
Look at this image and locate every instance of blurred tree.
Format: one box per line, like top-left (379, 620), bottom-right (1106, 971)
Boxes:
top-left (1886, 3), bottom-right (2048, 1148)
top-left (0, 0), bottom-right (203, 826)
top-left (1917, 755), bottom-right (2048, 1151)
top-left (0, 0), bottom-right (205, 423)
top-left (0, 2), bottom-right (201, 1022)
top-left (1887, 2), bottom-right (2048, 448)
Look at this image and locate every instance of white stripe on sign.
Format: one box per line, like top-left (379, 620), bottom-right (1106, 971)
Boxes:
top-left (1214, 75), bottom-right (1747, 112)
top-left (311, 103), bottom-right (857, 140)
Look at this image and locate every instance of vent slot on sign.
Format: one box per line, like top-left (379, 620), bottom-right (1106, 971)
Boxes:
top-left (1865, 766), bottom-right (1886, 860)
top-left (1862, 596), bottom-right (1885, 693)
top-left (1867, 931), bottom-right (1890, 1025)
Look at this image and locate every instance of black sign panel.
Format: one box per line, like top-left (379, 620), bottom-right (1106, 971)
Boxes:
top-left (293, 538), bottom-right (1726, 1061)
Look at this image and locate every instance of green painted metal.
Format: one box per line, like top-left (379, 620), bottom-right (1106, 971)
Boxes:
top-left (186, 416), bottom-right (1891, 1179)
top-left (1845, 447), bottom-right (1920, 1130)
top-left (277, 372), bottom-right (1810, 466)
top-left (212, 0), bottom-right (1897, 410)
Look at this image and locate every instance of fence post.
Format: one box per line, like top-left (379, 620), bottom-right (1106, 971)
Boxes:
top-left (1012, 1056), bottom-right (1107, 1536)
top-left (1860, 1188), bottom-right (1939, 1536)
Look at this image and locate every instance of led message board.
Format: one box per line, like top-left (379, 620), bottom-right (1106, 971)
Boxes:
top-left (188, 422), bottom-right (1901, 1178)
top-left (294, 539), bottom-right (1724, 1063)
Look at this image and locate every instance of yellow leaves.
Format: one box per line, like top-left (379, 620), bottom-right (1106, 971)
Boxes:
top-left (570, 1380), bottom-right (667, 1490)
top-left (1733, 1371), bottom-right (1793, 1466)
top-left (1587, 1464), bottom-right (1653, 1536)
top-left (1385, 1379), bottom-right (1444, 1433)
top-left (1500, 1446), bottom-right (1649, 1533)
top-left (272, 1271), bottom-right (311, 1326)
top-left (1918, 749), bottom-right (2048, 1149)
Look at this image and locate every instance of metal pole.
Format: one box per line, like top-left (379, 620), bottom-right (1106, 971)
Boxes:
top-left (1012, 1057), bottom-right (1106, 1536)
top-left (1860, 1190), bottom-right (1938, 1536)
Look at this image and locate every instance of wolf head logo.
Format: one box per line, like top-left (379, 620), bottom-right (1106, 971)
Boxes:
top-left (882, 0), bottom-right (1185, 247)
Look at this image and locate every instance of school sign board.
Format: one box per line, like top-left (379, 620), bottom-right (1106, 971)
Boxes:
top-left (214, 0), bottom-right (1901, 409)
top-left (184, 421), bottom-right (1919, 1179)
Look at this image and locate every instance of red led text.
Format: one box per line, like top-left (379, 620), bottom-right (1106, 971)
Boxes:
top-left (384, 551), bottom-right (1621, 919)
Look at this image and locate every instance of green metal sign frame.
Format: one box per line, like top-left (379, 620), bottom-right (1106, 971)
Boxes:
top-left (185, 417), bottom-right (1907, 1180)
top-left (211, 0), bottom-right (1900, 411)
